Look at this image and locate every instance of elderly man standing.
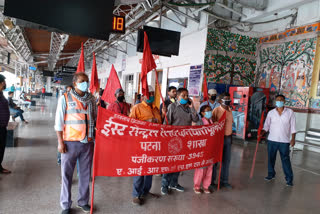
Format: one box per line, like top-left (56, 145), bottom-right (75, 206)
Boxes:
top-left (107, 88), bottom-right (130, 116)
top-left (260, 94), bottom-right (296, 186)
top-left (129, 85), bottom-right (165, 205)
top-left (0, 74), bottom-right (11, 174)
top-left (55, 72), bottom-right (97, 214)
top-left (161, 88), bottom-right (199, 195)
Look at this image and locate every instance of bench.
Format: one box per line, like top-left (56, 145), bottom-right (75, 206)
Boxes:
top-left (6, 122), bottom-right (18, 147)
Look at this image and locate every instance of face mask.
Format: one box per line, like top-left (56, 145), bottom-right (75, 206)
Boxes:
top-left (204, 111), bottom-right (212, 119)
top-left (222, 99), bottom-right (231, 106)
top-left (146, 96), bottom-right (154, 103)
top-left (276, 101), bottom-right (284, 108)
top-left (179, 98), bottom-right (188, 105)
top-left (76, 82), bottom-right (88, 92)
top-left (210, 95), bottom-right (216, 101)
top-left (117, 96), bottom-right (125, 102)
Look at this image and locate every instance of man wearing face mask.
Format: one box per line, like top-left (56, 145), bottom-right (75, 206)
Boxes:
top-left (0, 74), bottom-right (11, 174)
top-left (260, 94), bottom-right (296, 187)
top-left (107, 88), bottom-right (130, 115)
top-left (129, 85), bottom-right (164, 205)
top-left (211, 92), bottom-right (233, 189)
top-left (160, 86), bottom-right (177, 117)
top-left (199, 89), bottom-right (220, 111)
top-left (55, 73), bottom-right (97, 214)
top-left (161, 88), bottom-right (199, 195)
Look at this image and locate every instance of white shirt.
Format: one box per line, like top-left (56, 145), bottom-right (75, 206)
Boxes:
top-left (263, 108), bottom-right (296, 143)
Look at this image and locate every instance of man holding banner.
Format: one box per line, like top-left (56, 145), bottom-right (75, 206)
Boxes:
top-left (107, 88), bottom-right (130, 116)
top-left (129, 85), bottom-right (164, 205)
top-left (161, 88), bottom-right (199, 195)
top-left (55, 73), bottom-right (97, 214)
top-left (211, 93), bottom-right (233, 190)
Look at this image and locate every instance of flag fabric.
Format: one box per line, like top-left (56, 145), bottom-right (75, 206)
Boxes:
top-left (89, 52), bottom-right (99, 94)
top-left (101, 64), bottom-right (122, 104)
top-left (141, 32), bottom-right (156, 98)
top-left (76, 42), bottom-right (85, 73)
top-left (183, 79), bottom-right (187, 88)
top-left (202, 73), bottom-right (208, 101)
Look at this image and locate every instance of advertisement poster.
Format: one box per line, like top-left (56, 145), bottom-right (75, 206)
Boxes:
top-left (188, 65), bottom-right (202, 96)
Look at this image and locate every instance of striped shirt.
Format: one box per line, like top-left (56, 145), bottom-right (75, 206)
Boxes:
top-left (0, 91), bottom-right (10, 128)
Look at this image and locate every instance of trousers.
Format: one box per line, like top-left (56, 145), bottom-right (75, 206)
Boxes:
top-left (60, 141), bottom-right (93, 209)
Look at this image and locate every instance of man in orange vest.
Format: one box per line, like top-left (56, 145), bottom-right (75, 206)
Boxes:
top-left (55, 72), bottom-right (97, 214)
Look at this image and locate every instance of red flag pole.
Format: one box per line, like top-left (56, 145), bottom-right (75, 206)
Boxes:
top-left (154, 70), bottom-right (169, 124)
top-left (217, 112), bottom-right (226, 191)
top-left (250, 111), bottom-right (265, 179)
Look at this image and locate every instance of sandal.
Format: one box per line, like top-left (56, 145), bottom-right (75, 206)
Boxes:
top-left (0, 168), bottom-right (11, 174)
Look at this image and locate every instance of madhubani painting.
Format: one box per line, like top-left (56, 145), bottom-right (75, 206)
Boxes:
top-left (255, 37), bottom-right (317, 108)
top-left (204, 29), bottom-right (258, 85)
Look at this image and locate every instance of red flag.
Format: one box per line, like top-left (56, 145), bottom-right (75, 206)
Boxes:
top-left (141, 32), bottom-right (156, 98)
top-left (250, 111), bottom-right (266, 179)
top-left (101, 64), bottom-right (122, 104)
top-left (76, 42), bottom-right (85, 73)
top-left (202, 73), bottom-right (208, 101)
top-left (89, 52), bottom-right (99, 94)
top-left (183, 79), bottom-right (187, 88)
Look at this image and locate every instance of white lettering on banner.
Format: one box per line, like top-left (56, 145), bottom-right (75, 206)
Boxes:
top-left (161, 167), bottom-right (170, 173)
top-left (177, 165), bottom-right (185, 170)
top-left (131, 119), bottom-right (147, 126)
top-left (116, 168), bottom-right (123, 175)
top-left (194, 162), bottom-right (201, 167)
top-left (129, 127), bottom-right (159, 139)
top-left (187, 139), bottom-right (207, 150)
top-left (186, 163), bottom-right (193, 169)
top-left (159, 120), bottom-right (225, 138)
top-left (167, 155), bottom-right (186, 162)
top-left (113, 114), bottom-right (130, 122)
top-left (147, 167), bottom-right (159, 174)
top-left (187, 152), bottom-right (204, 160)
top-left (101, 117), bottom-right (128, 137)
top-left (205, 159), bottom-right (214, 164)
top-left (131, 154), bottom-right (167, 164)
top-left (140, 142), bottom-right (161, 152)
top-left (128, 166), bottom-right (143, 176)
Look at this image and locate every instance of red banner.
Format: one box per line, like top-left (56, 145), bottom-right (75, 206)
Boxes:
top-left (92, 107), bottom-right (226, 177)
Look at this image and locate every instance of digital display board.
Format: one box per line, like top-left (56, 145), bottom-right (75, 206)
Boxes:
top-left (112, 15), bottom-right (125, 34)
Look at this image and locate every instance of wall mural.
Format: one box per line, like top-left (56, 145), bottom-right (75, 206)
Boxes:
top-left (255, 37), bottom-right (317, 108)
top-left (204, 29), bottom-right (258, 86)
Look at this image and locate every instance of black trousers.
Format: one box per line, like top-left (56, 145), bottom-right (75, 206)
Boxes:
top-left (0, 127), bottom-right (7, 170)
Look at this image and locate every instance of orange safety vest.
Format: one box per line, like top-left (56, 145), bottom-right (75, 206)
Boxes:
top-left (63, 92), bottom-right (90, 141)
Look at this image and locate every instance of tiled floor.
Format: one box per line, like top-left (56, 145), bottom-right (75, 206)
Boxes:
top-left (0, 97), bottom-right (319, 214)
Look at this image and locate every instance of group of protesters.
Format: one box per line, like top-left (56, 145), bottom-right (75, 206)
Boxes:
top-left (54, 72), bottom-right (296, 214)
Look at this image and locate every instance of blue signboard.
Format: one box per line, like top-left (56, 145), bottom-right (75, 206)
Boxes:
top-left (29, 66), bottom-right (36, 71)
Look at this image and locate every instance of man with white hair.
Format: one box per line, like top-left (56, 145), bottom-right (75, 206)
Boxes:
top-left (129, 85), bottom-right (165, 205)
top-left (199, 88), bottom-right (220, 111)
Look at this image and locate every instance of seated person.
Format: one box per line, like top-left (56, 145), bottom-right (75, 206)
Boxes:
top-left (8, 92), bottom-right (28, 124)
top-left (19, 91), bottom-right (32, 109)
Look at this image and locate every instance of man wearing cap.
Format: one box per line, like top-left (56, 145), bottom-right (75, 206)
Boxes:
top-left (199, 89), bottom-right (220, 112)
top-left (129, 85), bottom-right (165, 205)
top-left (107, 88), bottom-right (130, 116)
top-left (0, 74), bottom-right (11, 174)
